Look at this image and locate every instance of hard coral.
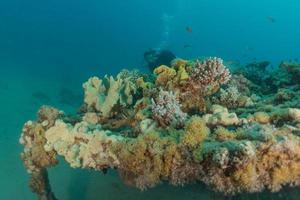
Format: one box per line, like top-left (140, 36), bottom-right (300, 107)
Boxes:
top-left (175, 57), bottom-right (231, 113)
top-left (214, 86), bottom-right (253, 108)
top-left (151, 89), bottom-right (187, 128)
top-left (191, 57), bottom-right (231, 95)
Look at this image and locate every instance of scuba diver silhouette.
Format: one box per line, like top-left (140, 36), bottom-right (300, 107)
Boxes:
top-left (144, 49), bottom-right (176, 71)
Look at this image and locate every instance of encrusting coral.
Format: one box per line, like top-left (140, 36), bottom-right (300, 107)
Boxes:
top-left (20, 57), bottom-right (300, 199)
top-left (19, 106), bottom-right (60, 199)
top-left (181, 116), bottom-right (210, 148)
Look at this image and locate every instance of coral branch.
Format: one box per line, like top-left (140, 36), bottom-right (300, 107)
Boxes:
top-left (191, 57), bottom-right (231, 95)
top-left (151, 89), bottom-right (187, 128)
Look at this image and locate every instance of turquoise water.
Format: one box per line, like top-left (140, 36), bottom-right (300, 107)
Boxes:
top-left (1, 0), bottom-right (300, 199)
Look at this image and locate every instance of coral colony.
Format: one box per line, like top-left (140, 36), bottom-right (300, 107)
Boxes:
top-left (20, 57), bottom-right (300, 199)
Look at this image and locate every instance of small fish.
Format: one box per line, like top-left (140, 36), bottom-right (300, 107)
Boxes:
top-left (186, 26), bottom-right (193, 33)
top-left (267, 16), bottom-right (276, 23)
top-left (183, 44), bottom-right (192, 48)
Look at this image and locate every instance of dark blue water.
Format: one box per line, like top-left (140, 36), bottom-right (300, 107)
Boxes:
top-left (1, 0), bottom-right (300, 199)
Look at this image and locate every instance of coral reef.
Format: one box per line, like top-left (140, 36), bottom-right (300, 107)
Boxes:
top-left (20, 58), bottom-right (300, 199)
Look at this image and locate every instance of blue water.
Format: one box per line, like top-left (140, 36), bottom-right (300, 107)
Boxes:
top-left (1, 0), bottom-right (300, 199)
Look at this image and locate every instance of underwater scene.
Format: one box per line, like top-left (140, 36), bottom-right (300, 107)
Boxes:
top-left (1, 0), bottom-right (300, 199)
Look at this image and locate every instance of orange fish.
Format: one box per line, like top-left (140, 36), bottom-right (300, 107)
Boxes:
top-left (186, 26), bottom-right (193, 33)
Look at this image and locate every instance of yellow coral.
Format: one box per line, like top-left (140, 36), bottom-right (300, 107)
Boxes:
top-left (271, 162), bottom-right (300, 191)
top-left (176, 65), bottom-right (189, 82)
top-left (181, 116), bottom-right (210, 148)
top-left (136, 77), bottom-right (152, 90)
top-left (154, 65), bottom-right (176, 86)
top-left (113, 131), bottom-right (180, 189)
top-left (257, 139), bottom-right (300, 192)
top-left (162, 143), bottom-right (181, 177)
top-left (171, 58), bottom-right (188, 69)
top-left (233, 162), bottom-right (258, 191)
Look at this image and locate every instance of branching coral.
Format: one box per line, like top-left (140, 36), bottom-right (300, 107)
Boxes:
top-left (151, 89), bottom-right (187, 128)
top-left (214, 86), bottom-right (253, 108)
top-left (177, 57), bottom-right (231, 112)
top-left (191, 57), bottom-right (231, 95)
